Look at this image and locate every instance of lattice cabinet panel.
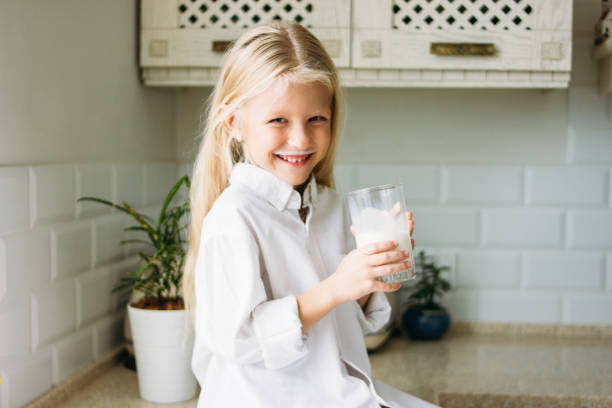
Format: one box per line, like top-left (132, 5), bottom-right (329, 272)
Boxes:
top-left (177, 0), bottom-right (316, 29)
top-left (392, 0), bottom-right (537, 32)
top-left (141, 0), bottom-right (351, 69)
top-left (352, 0), bottom-right (572, 73)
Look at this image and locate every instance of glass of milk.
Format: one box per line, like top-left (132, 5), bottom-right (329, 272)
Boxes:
top-left (346, 184), bottom-right (416, 283)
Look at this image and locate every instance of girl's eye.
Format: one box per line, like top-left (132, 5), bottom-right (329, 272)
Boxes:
top-left (309, 116), bottom-right (327, 122)
top-left (269, 118), bottom-right (286, 124)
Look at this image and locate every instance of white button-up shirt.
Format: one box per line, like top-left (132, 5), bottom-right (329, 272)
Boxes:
top-left (192, 163), bottom-right (438, 408)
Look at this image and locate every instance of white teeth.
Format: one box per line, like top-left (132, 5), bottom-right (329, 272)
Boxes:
top-left (278, 154), bottom-right (311, 163)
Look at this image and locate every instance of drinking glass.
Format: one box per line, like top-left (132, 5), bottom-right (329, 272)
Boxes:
top-left (346, 184), bottom-right (416, 283)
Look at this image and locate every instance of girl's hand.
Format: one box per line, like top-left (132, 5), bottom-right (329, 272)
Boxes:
top-left (327, 240), bottom-right (411, 305)
top-left (391, 206), bottom-right (415, 249)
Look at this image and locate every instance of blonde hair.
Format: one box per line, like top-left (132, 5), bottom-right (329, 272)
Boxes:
top-left (182, 21), bottom-right (343, 318)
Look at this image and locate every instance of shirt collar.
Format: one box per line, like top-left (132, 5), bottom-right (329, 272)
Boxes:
top-left (230, 163), bottom-right (318, 211)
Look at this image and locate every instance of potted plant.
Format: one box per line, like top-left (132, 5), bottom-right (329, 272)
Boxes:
top-left (401, 250), bottom-right (452, 341)
top-left (78, 175), bottom-right (197, 403)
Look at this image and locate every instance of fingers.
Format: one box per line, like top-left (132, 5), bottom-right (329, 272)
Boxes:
top-left (390, 202), bottom-right (401, 216)
top-left (371, 261), bottom-right (412, 279)
top-left (359, 240), bottom-right (398, 255)
top-left (375, 281), bottom-right (402, 292)
top-left (407, 211), bottom-right (414, 235)
top-left (368, 249), bottom-right (411, 266)
top-left (411, 238), bottom-right (415, 249)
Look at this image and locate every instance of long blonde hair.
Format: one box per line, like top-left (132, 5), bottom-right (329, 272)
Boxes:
top-left (182, 21), bottom-right (343, 318)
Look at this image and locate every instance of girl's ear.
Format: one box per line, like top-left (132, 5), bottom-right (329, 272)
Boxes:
top-left (217, 105), bottom-right (241, 141)
top-left (216, 105), bottom-right (233, 133)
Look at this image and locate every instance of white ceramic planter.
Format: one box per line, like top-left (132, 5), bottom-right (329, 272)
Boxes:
top-left (128, 305), bottom-right (197, 403)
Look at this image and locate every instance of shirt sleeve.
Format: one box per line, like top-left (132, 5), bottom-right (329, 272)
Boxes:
top-left (194, 231), bottom-right (308, 370)
top-left (354, 291), bottom-right (392, 335)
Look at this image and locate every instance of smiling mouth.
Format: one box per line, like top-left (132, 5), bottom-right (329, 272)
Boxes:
top-left (275, 153), bottom-right (313, 164)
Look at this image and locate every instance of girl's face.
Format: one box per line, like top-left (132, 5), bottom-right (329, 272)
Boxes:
top-left (229, 80), bottom-right (333, 187)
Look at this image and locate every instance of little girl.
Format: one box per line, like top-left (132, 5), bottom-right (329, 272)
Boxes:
top-left (182, 21), bottom-right (439, 408)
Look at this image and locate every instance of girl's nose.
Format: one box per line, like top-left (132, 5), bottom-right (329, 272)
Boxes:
top-left (288, 124), bottom-right (311, 148)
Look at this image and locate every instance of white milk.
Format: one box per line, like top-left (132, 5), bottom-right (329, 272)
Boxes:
top-left (355, 230), bottom-right (415, 283)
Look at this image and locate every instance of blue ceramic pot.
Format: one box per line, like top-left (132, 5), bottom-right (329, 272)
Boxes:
top-left (401, 308), bottom-right (451, 341)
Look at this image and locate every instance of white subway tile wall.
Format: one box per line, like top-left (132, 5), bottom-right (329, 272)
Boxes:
top-left (51, 222), bottom-right (91, 280)
top-left (30, 165), bottom-right (77, 227)
top-left (31, 279), bottom-right (77, 350)
top-left (112, 164), bottom-right (145, 208)
top-left (76, 266), bottom-right (116, 327)
top-left (0, 161), bottom-right (178, 406)
top-left (75, 164), bottom-right (113, 219)
top-left (442, 166), bottom-right (523, 204)
top-left (412, 207), bottom-right (480, 246)
top-left (564, 295), bottom-right (612, 325)
top-left (0, 349), bottom-right (53, 408)
top-left (0, 299), bottom-right (30, 357)
top-left (456, 251), bottom-right (521, 290)
top-left (482, 209), bottom-right (565, 248)
top-left (52, 328), bottom-right (94, 384)
top-left (443, 291), bottom-right (563, 323)
top-left (1, 229), bottom-right (51, 303)
top-left (522, 251), bottom-right (605, 291)
top-left (567, 210), bottom-right (612, 249)
top-left (93, 311), bottom-right (124, 359)
top-left (92, 214), bottom-right (127, 267)
top-left (525, 167), bottom-right (608, 206)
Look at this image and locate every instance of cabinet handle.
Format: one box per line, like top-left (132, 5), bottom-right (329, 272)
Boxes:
top-left (430, 43), bottom-right (495, 56)
top-left (212, 40), bottom-right (234, 54)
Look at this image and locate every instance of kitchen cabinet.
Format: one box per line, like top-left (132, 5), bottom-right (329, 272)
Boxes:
top-left (140, 0), bottom-right (350, 86)
top-left (140, 0), bottom-right (572, 88)
top-left (350, 0), bottom-right (572, 88)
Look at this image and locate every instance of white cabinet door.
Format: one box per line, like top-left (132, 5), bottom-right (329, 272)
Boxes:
top-left (141, 0), bottom-right (351, 68)
top-left (352, 0), bottom-right (572, 72)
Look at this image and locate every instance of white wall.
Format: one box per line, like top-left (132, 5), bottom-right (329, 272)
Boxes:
top-left (0, 1), bottom-right (179, 407)
top-left (175, 0), bottom-right (612, 325)
top-left (0, 0), bottom-right (176, 165)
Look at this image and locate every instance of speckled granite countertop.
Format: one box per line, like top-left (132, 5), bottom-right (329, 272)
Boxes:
top-left (370, 331), bottom-right (612, 407)
top-left (35, 330), bottom-right (612, 407)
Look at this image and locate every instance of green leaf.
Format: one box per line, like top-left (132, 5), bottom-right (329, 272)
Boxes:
top-left (121, 201), bottom-right (158, 244)
top-left (123, 226), bottom-right (147, 233)
top-left (119, 239), bottom-right (154, 247)
top-left (158, 175), bottom-right (189, 227)
top-left (128, 262), bottom-right (153, 276)
top-left (77, 197), bottom-right (130, 214)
